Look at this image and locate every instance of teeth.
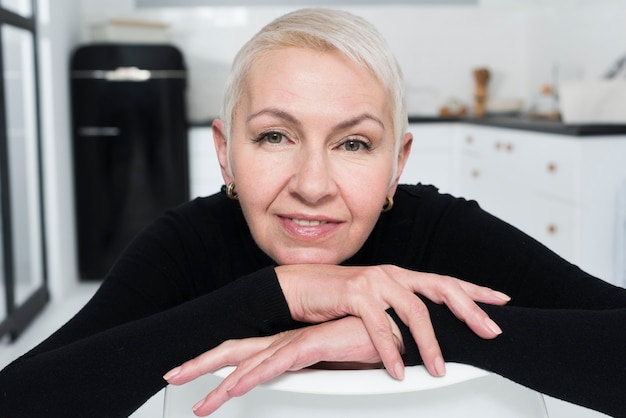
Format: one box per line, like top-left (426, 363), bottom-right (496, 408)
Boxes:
top-left (292, 218), bottom-right (327, 226)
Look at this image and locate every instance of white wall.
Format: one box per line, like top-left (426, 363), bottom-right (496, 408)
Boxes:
top-left (37, 0), bottom-right (83, 299)
top-left (527, 2), bottom-right (626, 88)
top-left (78, 1), bottom-right (626, 122)
top-left (81, 4), bottom-right (532, 120)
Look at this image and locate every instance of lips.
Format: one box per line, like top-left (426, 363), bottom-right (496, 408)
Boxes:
top-left (291, 218), bottom-right (328, 227)
top-left (278, 215), bottom-right (341, 239)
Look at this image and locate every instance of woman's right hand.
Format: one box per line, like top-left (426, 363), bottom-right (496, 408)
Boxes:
top-left (275, 264), bottom-right (510, 379)
top-left (166, 315), bottom-right (398, 416)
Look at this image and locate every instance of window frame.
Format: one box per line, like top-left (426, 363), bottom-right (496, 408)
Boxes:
top-left (0, 0), bottom-right (48, 341)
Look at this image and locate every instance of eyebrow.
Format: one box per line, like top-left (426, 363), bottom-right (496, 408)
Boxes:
top-left (247, 108), bottom-right (300, 126)
top-left (246, 108), bottom-right (385, 132)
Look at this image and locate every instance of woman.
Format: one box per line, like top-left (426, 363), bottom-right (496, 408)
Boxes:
top-left (1, 8), bottom-right (625, 418)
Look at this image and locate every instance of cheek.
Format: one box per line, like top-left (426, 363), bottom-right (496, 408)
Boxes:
top-left (339, 162), bottom-right (394, 217)
top-left (231, 150), bottom-right (288, 211)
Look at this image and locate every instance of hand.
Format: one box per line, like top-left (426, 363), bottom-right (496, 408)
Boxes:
top-left (275, 264), bottom-right (510, 378)
top-left (165, 316), bottom-right (398, 416)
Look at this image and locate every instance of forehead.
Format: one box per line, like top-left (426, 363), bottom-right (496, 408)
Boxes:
top-left (239, 47), bottom-right (391, 125)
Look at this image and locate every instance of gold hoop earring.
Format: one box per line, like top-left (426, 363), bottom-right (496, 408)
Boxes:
top-left (381, 195), bottom-right (394, 212)
top-left (226, 182), bottom-right (238, 200)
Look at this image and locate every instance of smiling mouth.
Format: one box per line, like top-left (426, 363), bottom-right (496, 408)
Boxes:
top-left (278, 215), bottom-right (340, 240)
top-left (291, 218), bottom-right (328, 227)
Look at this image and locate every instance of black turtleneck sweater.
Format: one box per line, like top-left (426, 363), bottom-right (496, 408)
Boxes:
top-left (1, 184), bottom-right (625, 417)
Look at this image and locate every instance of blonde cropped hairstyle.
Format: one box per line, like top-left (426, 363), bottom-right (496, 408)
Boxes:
top-left (220, 8), bottom-right (408, 177)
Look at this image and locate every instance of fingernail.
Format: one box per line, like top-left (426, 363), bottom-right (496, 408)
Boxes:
top-left (163, 366), bottom-right (181, 381)
top-left (192, 398), bottom-right (205, 413)
top-left (485, 317), bottom-right (503, 335)
top-left (434, 356), bottom-right (446, 376)
top-left (393, 362), bottom-right (405, 380)
top-left (494, 291), bottom-right (511, 302)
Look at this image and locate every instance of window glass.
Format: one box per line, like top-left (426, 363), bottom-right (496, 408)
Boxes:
top-left (0, 183), bottom-right (5, 318)
top-left (1, 0), bottom-right (32, 17)
top-left (2, 24), bottom-right (43, 306)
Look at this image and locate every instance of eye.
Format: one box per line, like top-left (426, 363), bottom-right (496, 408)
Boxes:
top-left (253, 131), bottom-right (288, 145)
top-left (265, 132), bottom-right (286, 144)
top-left (340, 139), bottom-right (371, 152)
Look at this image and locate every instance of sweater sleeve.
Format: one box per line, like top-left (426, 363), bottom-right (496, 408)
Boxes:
top-left (391, 187), bottom-right (626, 416)
top-left (0, 268), bottom-right (296, 418)
top-left (0, 199), bottom-right (300, 418)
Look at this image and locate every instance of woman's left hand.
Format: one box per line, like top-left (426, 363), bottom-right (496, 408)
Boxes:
top-left (164, 315), bottom-right (400, 416)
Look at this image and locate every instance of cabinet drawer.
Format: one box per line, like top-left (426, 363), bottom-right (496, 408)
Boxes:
top-left (519, 197), bottom-right (580, 262)
top-left (524, 138), bottom-right (581, 203)
top-left (456, 154), bottom-right (495, 204)
top-left (458, 126), bottom-right (497, 156)
top-left (459, 127), bottom-right (581, 203)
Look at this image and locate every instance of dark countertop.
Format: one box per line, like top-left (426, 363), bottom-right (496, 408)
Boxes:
top-left (189, 116), bottom-right (626, 137)
top-left (408, 115), bottom-right (626, 137)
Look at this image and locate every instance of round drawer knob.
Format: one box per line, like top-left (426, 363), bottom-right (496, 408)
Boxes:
top-left (471, 169), bottom-right (480, 178)
top-left (547, 224), bottom-right (558, 235)
top-left (547, 162), bottom-right (557, 173)
top-left (505, 143), bottom-right (514, 152)
top-left (466, 136), bottom-right (474, 144)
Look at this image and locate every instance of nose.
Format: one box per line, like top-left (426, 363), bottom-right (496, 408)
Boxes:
top-left (289, 145), bottom-right (337, 205)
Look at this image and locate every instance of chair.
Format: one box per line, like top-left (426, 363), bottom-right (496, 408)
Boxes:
top-left (163, 363), bottom-right (549, 418)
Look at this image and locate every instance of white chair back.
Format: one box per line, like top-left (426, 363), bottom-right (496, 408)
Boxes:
top-left (163, 363), bottom-right (549, 418)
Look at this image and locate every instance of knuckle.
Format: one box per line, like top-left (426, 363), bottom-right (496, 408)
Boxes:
top-left (346, 267), bottom-right (381, 293)
top-left (407, 299), bottom-right (430, 320)
top-left (346, 275), bottom-right (369, 294)
top-left (220, 339), bottom-right (238, 351)
top-left (438, 275), bottom-right (457, 289)
top-left (370, 319), bottom-right (392, 337)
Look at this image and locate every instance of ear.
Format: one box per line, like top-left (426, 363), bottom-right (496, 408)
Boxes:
top-left (212, 119), bottom-right (233, 185)
top-left (387, 132), bottom-right (413, 195)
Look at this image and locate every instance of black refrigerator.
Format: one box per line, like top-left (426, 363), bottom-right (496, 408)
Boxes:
top-left (70, 44), bottom-right (189, 280)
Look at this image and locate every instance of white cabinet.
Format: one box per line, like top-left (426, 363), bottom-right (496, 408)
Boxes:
top-left (402, 123), bottom-right (455, 193)
top-left (453, 123), bottom-right (626, 286)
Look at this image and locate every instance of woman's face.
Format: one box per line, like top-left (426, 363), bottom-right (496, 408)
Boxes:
top-left (213, 47), bottom-right (412, 265)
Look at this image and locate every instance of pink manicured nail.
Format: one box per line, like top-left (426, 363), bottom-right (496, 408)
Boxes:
top-left (192, 398), bottom-right (205, 413)
top-left (393, 362), bottom-right (405, 380)
top-left (163, 366), bottom-right (181, 381)
top-left (434, 356), bottom-right (446, 377)
top-left (494, 291), bottom-right (511, 302)
top-left (485, 317), bottom-right (503, 335)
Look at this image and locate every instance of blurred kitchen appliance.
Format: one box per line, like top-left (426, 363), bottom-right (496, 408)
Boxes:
top-left (559, 80), bottom-right (626, 124)
top-left (70, 44), bottom-right (188, 280)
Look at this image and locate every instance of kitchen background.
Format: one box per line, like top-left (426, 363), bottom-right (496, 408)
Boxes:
top-left (39, 0), bottom-right (626, 305)
top-left (1, 0), bottom-right (625, 417)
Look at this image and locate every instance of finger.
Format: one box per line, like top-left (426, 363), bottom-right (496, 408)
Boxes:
top-left (358, 302), bottom-right (405, 379)
top-left (398, 270), bottom-right (510, 307)
top-left (439, 288), bottom-right (504, 339)
top-left (456, 279), bottom-right (511, 305)
top-left (391, 294), bottom-right (446, 377)
top-left (193, 334), bottom-right (315, 416)
top-left (192, 382), bottom-right (233, 417)
top-left (424, 278), bottom-right (504, 339)
top-left (351, 269), bottom-right (445, 379)
top-left (164, 337), bottom-right (275, 385)
top-left (192, 363), bottom-right (260, 416)
top-left (395, 272), bottom-right (505, 339)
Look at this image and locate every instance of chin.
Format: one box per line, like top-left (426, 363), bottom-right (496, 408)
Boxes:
top-left (272, 248), bottom-right (349, 266)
